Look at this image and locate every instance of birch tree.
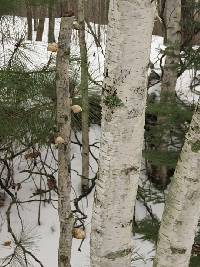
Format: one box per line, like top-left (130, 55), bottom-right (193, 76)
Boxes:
top-left (78, 0), bottom-right (90, 193)
top-left (154, 100), bottom-right (200, 267)
top-left (56, 15), bottom-right (74, 267)
top-left (90, 1), bottom-right (156, 267)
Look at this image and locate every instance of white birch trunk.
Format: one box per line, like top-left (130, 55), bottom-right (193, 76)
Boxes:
top-left (56, 16), bottom-right (74, 267)
top-left (154, 103), bottom-right (200, 267)
top-left (90, 1), bottom-right (155, 267)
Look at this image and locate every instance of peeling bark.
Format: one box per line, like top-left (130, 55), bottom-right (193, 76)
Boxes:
top-left (90, 1), bottom-right (155, 267)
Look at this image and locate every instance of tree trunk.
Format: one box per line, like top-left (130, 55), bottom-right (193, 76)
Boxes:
top-left (26, 0), bottom-right (32, 41)
top-left (48, 3), bottom-right (55, 43)
top-left (33, 5), bottom-right (38, 31)
top-left (156, 0), bottom-right (182, 186)
top-left (154, 102), bottom-right (200, 267)
top-left (90, 1), bottom-right (155, 267)
top-left (161, 0), bottom-right (181, 96)
top-left (78, 0), bottom-right (90, 193)
top-left (56, 16), bottom-right (74, 267)
top-left (36, 9), bottom-right (45, 41)
top-left (33, 18), bottom-right (38, 31)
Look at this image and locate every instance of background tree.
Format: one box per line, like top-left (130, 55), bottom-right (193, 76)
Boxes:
top-left (48, 0), bottom-right (55, 43)
top-left (56, 15), bottom-right (74, 267)
top-left (78, 0), bottom-right (90, 193)
top-left (36, 7), bottom-right (46, 41)
top-left (161, 0), bottom-right (181, 97)
top-left (151, 0), bottom-right (182, 187)
top-left (26, 0), bottom-right (33, 40)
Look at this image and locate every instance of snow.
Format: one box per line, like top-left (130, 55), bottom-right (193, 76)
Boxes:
top-left (0, 125), bottom-right (99, 267)
top-left (0, 15), bottom-right (199, 267)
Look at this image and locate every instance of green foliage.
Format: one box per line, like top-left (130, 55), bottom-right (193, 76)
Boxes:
top-left (135, 186), bottom-right (163, 244)
top-left (146, 99), bottom-right (193, 125)
top-left (72, 93), bottom-right (101, 130)
top-left (0, 0), bottom-right (23, 13)
top-left (189, 224), bottom-right (200, 265)
top-left (0, 68), bottom-right (55, 145)
top-left (190, 256), bottom-right (200, 267)
top-left (29, 0), bottom-right (56, 7)
top-left (104, 94), bottom-right (123, 108)
top-left (179, 46), bottom-right (200, 75)
top-left (0, 65), bottom-right (102, 146)
top-left (194, 222), bottom-right (200, 245)
top-left (0, 0), bottom-right (56, 12)
top-left (144, 96), bottom-right (193, 174)
top-left (137, 185), bottom-right (165, 204)
top-left (144, 150), bottom-right (178, 169)
top-left (164, 41), bottom-right (180, 57)
top-left (191, 140), bottom-right (200, 153)
top-left (182, 0), bottom-right (200, 45)
top-left (134, 216), bottom-right (160, 244)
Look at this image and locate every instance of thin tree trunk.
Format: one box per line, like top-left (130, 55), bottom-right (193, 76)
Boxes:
top-left (36, 9), bottom-right (45, 41)
top-left (48, 3), bottom-right (55, 43)
top-left (154, 101), bottom-right (200, 267)
top-left (161, 0), bottom-right (181, 96)
top-left (56, 16), bottom-right (74, 267)
top-left (34, 18), bottom-right (38, 31)
top-left (78, 0), bottom-right (90, 193)
top-left (33, 6), bottom-right (38, 32)
top-left (90, 1), bottom-right (155, 267)
top-left (26, 0), bottom-right (32, 41)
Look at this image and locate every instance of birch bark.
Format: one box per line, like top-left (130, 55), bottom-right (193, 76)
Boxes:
top-left (56, 16), bottom-right (74, 267)
top-left (90, 1), bottom-right (155, 267)
top-left (154, 101), bottom-right (200, 267)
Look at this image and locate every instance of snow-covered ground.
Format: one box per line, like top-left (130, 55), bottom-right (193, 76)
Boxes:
top-left (0, 15), bottom-right (199, 267)
top-left (0, 126), bottom-right (100, 267)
